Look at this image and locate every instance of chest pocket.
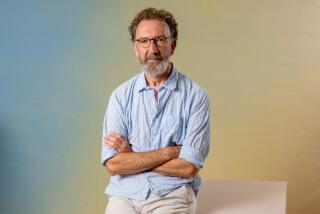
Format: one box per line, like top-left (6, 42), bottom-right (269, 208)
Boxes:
top-left (161, 115), bottom-right (184, 146)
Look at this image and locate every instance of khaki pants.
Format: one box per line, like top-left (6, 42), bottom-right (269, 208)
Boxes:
top-left (105, 185), bottom-right (197, 214)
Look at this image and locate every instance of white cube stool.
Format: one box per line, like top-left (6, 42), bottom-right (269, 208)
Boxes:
top-left (196, 180), bottom-right (287, 214)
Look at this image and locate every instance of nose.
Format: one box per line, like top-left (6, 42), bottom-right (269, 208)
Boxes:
top-left (148, 39), bottom-right (159, 54)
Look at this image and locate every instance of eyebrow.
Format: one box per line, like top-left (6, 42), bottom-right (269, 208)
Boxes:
top-left (136, 35), bottom-right (168, 40)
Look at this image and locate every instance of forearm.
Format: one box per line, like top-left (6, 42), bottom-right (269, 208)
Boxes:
top-left (152, 158), bottom-right (198, 178)
top-left (105, 146), bottom-right (180, 176)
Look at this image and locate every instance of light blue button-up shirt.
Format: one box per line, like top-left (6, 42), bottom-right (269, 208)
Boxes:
top-left (101, 65), bottom-right (211, 200)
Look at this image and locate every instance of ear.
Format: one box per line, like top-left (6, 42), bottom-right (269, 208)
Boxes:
top-left (170, 40), bottom-right (177, 55)
top-left (133, 42), bottom-right (139, 58)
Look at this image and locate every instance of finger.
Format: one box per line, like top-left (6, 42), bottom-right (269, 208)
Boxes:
top-left (105, 135), bottom-right (119, 143)
top-left (104, 139), bottom-right (117, 148)
top-left (117, 135), bottom-right (127, 141)
top-left (109, 136), bottom-right (127, 147)
top-left (110, 133), bottom-right (126, 140)
top-left (104, 139), bottom-right (114, 147)
top-left (108, 143), bottom-right (118, 151)
top-left (107, 136), bottom-right (121, 145)
top-left (104, 135), bottom-right (115, 143)
top-left (104, 138), bottom-right (114, 148)
top-left (110, 134), bottom-right (127, 143)
top-left (109, 132), bottom-right (121, 137)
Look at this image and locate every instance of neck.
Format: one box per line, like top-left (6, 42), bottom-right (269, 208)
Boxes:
top-left (145, 63), bottom-right (173, 90)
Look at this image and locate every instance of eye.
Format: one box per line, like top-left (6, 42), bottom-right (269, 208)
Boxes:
top-left (157, 37), bottom-right (166, 42)
top-left (139, 39), bottom-right (149, 45)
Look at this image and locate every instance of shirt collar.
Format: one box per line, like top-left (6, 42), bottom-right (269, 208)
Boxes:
top-left (137, 64), bottom-right (179, 92)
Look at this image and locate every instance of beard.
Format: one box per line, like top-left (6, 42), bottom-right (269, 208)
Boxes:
top-left (139, 54), bottom-right (170, 78)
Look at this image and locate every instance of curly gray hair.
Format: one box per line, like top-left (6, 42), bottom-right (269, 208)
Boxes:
top-left (128, 7), bottom-right (178, 42)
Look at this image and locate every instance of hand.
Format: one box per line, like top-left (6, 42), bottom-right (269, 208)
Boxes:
top-left (104, 132), bottom-right (133, 153)
top-left (164, 146), bottom-right (181, 159)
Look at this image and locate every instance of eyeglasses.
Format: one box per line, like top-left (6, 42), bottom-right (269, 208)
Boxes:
top-left (134, 36), bottom-right (172, 48)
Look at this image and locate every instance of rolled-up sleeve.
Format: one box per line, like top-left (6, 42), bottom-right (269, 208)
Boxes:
top-left (101, 90), bottom-right (128, 166)
top-left (179, 91), bottom-right (211, 170)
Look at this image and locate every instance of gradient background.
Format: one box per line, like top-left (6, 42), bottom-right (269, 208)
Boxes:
top-left (1, 0), bottom-right (319, 213)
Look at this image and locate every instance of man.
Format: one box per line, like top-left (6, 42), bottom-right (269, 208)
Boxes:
top-left (101, 7), bottom-right (211, 214)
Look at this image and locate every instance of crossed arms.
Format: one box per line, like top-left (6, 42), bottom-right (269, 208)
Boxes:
top-left (103, 133), bottom-right (198, 178)
top-left (102, 89), bottom-right (210, 179)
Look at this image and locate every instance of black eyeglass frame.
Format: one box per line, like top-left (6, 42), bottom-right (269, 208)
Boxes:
top-left (134, 36), bottom-right (173, 48)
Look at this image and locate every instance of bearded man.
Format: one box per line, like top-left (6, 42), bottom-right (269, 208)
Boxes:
top-left (101, 7), bottom-right (211, 214)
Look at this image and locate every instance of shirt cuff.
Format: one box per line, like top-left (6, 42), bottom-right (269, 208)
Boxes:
top-left (179, 145), bottom-right (204, 170)
top-left (101, 149), bottom-right (118, 166)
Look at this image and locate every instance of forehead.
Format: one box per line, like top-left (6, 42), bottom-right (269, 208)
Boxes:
top-left (135, 19), bottom-right (171, 38)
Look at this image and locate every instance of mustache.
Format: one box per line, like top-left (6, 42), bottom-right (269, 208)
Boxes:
top-left (145, 55), bottom-right (162, 61)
